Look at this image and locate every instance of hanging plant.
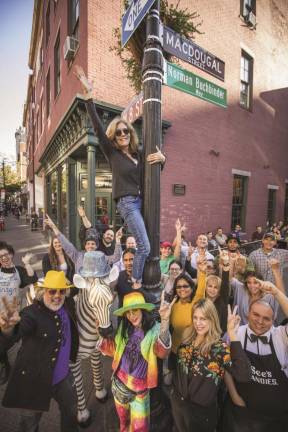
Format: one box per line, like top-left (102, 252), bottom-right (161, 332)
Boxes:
top-left (110, 0), bottom-right (203, 92)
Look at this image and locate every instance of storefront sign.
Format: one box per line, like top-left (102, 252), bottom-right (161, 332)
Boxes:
top-left (163, 61), bottom-right (227, 108)
top-left (121, 92), bottom-right (143, 123)
top-left (162, 25), bottom-right (225, 81)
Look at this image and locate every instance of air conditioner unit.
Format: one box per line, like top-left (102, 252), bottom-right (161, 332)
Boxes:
top-left (245, 11), bottom-right (256, 28)
top-left (63, 36), bottom-right (79, 60)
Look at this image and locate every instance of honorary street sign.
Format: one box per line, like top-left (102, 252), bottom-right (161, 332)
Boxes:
top-left (122, 0), bottom-right (155, 47)
top-left (162, 25), bottom-right (225, 82)
top-left (121, 92), bottom-right (143, 123)
top-left (163, 61), bottom-right (227, 108)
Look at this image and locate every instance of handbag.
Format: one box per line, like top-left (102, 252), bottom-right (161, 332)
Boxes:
top-left (111, 375), bottom-right (137, 405)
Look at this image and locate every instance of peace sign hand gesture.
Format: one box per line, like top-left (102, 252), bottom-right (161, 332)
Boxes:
top-left (0, 296), bottom-right (20, 334)
top-left (159, 290), bottom-right (177, 322)
top-left (227, 305), bottom-right (241, 342)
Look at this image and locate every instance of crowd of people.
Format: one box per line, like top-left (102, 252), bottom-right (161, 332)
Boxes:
top-left (0, 66), bottom-right (287, 432)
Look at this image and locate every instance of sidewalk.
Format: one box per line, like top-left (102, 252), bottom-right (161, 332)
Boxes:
top-left (0, 215), bottom-right (119, 432)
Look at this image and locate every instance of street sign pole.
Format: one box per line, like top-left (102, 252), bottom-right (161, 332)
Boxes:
top-left (142, 1), bottom-right (162, 291)
top-left (142, 3), bottom-right (172, 430)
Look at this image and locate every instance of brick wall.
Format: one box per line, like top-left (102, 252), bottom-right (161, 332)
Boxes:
top-left (27, 0), bottom-right (288, 242)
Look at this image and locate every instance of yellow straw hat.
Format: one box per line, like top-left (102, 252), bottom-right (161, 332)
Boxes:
top-left (37, 270), bottom-right (73, 289)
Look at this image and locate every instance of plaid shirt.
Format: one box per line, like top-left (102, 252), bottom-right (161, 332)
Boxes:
top-left (249, 247), bottom-right (288, 283)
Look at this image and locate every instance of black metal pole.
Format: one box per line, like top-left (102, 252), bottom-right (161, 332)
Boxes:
top-left (142, 3), bottom-right (172, 431)
top-left (142, 0), bottom-right (162, 294)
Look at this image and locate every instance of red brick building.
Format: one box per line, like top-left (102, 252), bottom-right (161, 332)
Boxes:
top-left (23, 0), bottom-right (288, 245)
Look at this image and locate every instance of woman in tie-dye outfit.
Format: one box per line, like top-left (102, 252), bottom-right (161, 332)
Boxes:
top-left (98, 291), bottom-right (175, 432)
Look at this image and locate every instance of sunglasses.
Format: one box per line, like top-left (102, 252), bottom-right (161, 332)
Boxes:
top-left (47, 289), bottom-right (67, 296)
top-left (115, 128), bottom-right (130, 137)
top-left (0, 253), bottom-right (10, 260)
top-left (176, 284), bottom-right (191, 289)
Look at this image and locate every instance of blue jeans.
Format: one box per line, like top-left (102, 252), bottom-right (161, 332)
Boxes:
top-left (117, 196), bottom-right (150, 282)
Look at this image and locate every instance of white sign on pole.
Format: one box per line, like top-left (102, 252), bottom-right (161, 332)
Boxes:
top-left (121, 0), bottom-right (155, 47)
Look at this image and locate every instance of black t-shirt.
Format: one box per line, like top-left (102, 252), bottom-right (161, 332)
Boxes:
top-left (97, 239), bottom-right (115, 256)
top-left (0, 266), bottom-right (37, 288)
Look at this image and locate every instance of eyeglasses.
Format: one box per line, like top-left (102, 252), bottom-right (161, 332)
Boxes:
top-left (170, 267), bottom-right (180, 272)
top-left (0, 253), bottom-right (10, 260)
top-left (115, 128), bottom-right (130, 137)
top-left (176, 284), bottom-right (191, 289)
top-left (47, 289), bottom-right (67, 296)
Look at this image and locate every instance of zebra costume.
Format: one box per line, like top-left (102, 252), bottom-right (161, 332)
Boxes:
top-left (70, 276), bottom-right (114, 423)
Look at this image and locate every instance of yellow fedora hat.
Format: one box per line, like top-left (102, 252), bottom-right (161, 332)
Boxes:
top-left (37, 270), bottom-right (73, 289)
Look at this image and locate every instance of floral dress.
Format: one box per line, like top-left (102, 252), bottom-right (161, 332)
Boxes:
top-left (173, 340), bottom-right (249, 407)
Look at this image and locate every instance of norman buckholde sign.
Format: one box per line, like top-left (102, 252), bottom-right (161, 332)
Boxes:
top-left (162, 25), bottom-right (225, 81)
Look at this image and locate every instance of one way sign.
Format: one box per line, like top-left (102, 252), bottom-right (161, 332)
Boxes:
top-left (121, 0), bottom-right (154, 47)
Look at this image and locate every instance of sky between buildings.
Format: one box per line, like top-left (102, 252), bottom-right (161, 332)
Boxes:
top-left (0, 0), bottom-right (33, 160)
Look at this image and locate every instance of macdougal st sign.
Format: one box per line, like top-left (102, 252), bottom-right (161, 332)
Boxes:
top-left (162, 25), bottom-right (225, 82)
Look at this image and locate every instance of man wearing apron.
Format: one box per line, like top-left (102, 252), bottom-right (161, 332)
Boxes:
top-left (223, 280), bottom-right (288, 432)
top-left (0, 241), bottom-right (37, 385)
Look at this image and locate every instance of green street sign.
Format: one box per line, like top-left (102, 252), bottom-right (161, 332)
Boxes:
top-left (163, 61), bottom-right (227, 108)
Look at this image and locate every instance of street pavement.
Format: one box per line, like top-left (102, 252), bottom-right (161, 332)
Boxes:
top-left (0, 215), bottom-right (119, 432)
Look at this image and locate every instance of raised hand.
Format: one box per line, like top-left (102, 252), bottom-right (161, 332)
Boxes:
top-left (187, 242), bottom-right (195, 259)
top-left (268, 258), bottom-right (280, 272)
top-left (44, 214), bottom-right (59, 235)
top-left (235, 255), bottom-right (247, 274)
top-left (115, 227), bottom-right (123, 242)
top-left (219, 247), bottom-right (230, 267)
top-left (257, 280), bottom-right (278, 296)
top-left (181, 223), bottom-right (187, 233)
top-left (73, 65), bottom-right (94, 98)
top-left (146, 145), bottom-right (166, 165)
top-left (22, 253), bottom-right (33, 266)
top-left (197, 255), bottom-right (207, 273)
top-left (174, 218), bottom-right (182, 233)
top-left (227, 305), bottom-right (241, 340)
top-left (77, 205), bottom-right (86, 218)
top-left (159, 290), bottom-right (177, 321)
top-left (0, 296), bottom-right (20, 332)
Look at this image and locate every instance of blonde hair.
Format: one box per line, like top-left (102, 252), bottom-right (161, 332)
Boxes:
top-left (182, 298), bottom-right (222, 356)
top-left (206, 275), bottom-right (222, 294)
top-left (106, 117), bottom-right (139, 154)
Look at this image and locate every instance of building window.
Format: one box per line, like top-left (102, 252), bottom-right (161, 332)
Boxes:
top-left (284, 184), bottom-right (288, 223)
top-left (45, 1), bottom-right (50, 46)
top-left (267, 189), bottom-right (276, 226)
top-left (46, 69), bottom-right (50, 118)
top-left (240, 0), bottom-right (256, 18)
top-left (231, 175), bottom-right (248, 230)
top-left (240, 51), bottom-right (253, 111)
top-left (54, 31), bottom-right (61, 97)
top-left (69, 0), bottom-right (79, 38)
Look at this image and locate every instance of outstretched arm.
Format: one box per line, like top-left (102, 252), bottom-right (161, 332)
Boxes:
top-left (74, 65), bottom-right (113, 159)
top-left (260, 281), bottom-right (288, 317)
top-left (173, 219), bottom-right (182, 259)
top-left (269, 259), bottom-right (285, 294)
top-left (78, 206), bottom-right (92, 229)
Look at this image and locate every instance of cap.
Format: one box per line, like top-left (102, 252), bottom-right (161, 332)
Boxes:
top-left (161, 241), bottom-right (172, 249)
top-left (226, 233), bottom-right (241, 245)
top-left (262, 232), bottom-right (276, 241)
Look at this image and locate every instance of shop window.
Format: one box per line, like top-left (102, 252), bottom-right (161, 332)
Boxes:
top-left (50, 170), bottom-right (58, 222)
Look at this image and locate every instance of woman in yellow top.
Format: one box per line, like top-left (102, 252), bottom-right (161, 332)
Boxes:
top-left (168, 256), bottom-right (207, 371)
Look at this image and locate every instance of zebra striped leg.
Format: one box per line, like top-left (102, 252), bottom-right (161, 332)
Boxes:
top-left (91, 349), bottom-right (107, 400)
top-left (70, 358), bottom-right (90, 423)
